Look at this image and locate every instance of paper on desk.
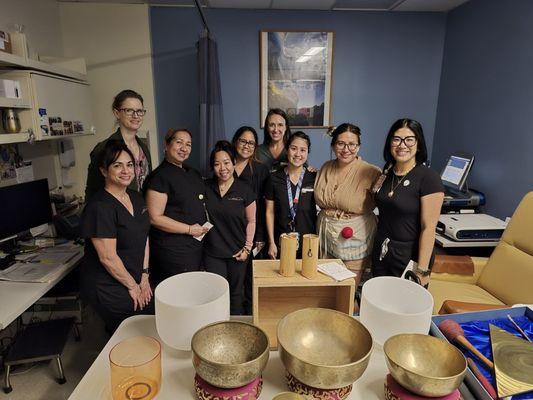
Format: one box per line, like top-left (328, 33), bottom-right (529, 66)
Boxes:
top-left (0, 262), bottom-right (65, 283)
top-left (194, 222), bottom-right (214, 241)
top-left (317, 261), bottom-right (357, 281)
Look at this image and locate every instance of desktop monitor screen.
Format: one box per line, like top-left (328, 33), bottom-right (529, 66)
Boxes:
top-left (0, 179), bottom-right (53, 242)
top-left (440, 154), bottom-right (474, 191)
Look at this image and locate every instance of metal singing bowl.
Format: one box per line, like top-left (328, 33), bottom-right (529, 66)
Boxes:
top-left (277, 308), bottom-right (373, 389)
top-left (384, 334), bottom-right (467, 397)
top-left (191, 321), bottom-right (269, 388)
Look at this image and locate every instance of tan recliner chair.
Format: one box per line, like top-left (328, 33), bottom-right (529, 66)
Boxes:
top-left (429, 192), bottom-right (533, 314)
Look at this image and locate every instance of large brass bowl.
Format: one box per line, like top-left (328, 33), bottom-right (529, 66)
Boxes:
top-left (277, 308), bottom-right (373, 389)
top-left (384, 334), bottom-right (467, 397)
top-left (191, 321), bottom-right (269, 388)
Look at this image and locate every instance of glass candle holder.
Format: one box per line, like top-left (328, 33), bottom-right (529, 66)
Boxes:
top-left (109, 336), bottom-right (161, 400)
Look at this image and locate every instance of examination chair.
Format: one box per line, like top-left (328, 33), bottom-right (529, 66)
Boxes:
top-left (429, 192), bottom-right (533, 315)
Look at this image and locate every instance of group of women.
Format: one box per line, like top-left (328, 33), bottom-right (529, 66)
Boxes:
top-left (80, 89), bottom-right (444, 333)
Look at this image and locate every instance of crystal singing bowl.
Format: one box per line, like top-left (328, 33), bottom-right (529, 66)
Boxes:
top-left (277, 308), bottom-right (373, 389)
top-left (191, 321), bottom-right (269, 389)
top-left (384, 334), bottom-right (467, 397)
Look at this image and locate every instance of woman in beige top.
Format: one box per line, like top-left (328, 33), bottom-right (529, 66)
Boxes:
top-left (314, 123), bottom-right (381, 271)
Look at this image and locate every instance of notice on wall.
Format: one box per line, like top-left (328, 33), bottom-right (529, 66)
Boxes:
top-left (15, 161), bottom-right (34, 183)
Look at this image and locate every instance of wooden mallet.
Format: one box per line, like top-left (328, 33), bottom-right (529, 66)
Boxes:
top-left (438, 319), bottom-right (494, 370)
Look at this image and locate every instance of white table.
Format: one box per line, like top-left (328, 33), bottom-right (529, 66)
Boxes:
top-left (69, 315), bottom-right (476, 400)
top-left (0, 247), bottom-right (83, 330)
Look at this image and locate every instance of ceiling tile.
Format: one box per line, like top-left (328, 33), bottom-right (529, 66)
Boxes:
top-left (207, 0), bottom-right (271, 8)
top-left (271, 0), bottom-right (336, 10)
top-left (392, 0), bottom-right (469, 12)
top-left (333, 0), bottom-right (398, 11)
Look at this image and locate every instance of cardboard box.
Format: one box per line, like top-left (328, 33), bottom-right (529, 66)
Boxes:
top-left (0, 30), bottom-right (12, 54)
top-left (431, 306), bottom-right (533, 400)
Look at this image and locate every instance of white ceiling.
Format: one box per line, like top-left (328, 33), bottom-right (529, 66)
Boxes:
top-left (58, 0), bottom-right (470, 12)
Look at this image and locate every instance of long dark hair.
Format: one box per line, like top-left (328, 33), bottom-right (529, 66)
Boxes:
top-left (383, 118), bottom-right (428, 168)
top-left (263, 108), bottom-right (291, 145)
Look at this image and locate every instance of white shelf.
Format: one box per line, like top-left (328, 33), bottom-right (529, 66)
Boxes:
top-left (0, 132), bottom-right (30, 144)
top-left (0, 97), bottom-right (31, 108)
top-left (0, 51), bottom-right (27, 68)
top-left (39, 131), bottom-right (94, 141)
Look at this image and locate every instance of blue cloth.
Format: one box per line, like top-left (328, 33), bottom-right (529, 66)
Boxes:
top-left (460, 316), bottom-right (533, 399)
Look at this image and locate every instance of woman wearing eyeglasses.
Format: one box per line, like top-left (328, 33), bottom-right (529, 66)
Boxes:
top-left (314, 123), bottom-right (381, 274)
top-left (371, 118), bottom-right (444, 287)
top-left (256, 108), bottom-right (291, 173)
top-left (85, 89), bottom-right (152, 201)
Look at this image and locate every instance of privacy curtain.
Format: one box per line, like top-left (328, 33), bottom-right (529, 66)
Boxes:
top-left (198, 31), bottom-right (225, 177)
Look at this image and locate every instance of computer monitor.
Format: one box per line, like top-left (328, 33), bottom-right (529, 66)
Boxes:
top-left (0, 179), bottom-right (53, 243)
top-left (440, 153), bottom-right (474, 192)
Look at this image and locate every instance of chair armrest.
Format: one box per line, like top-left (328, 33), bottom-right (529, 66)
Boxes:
top-left (431, 256), bottom-right (489, 284)
top-left (438, 300), bottom-right (510, 314)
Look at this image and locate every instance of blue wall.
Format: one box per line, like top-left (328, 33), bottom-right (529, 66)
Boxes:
top-left (432, 0), bottom-right (533, 219)
top-left (150, 8), bottom-right (446, 170)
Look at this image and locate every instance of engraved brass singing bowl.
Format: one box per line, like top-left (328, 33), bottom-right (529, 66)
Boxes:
top-left (384, 334), bottom-right (467, 397)
top-left (277, 308), bottom-right (373, 389)
top-left (191, 321), bottom-right (269, 388)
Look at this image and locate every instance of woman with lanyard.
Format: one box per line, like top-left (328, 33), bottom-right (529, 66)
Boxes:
top-left (85, 89), bottom-right (151, 201)
top-left (231, 126), bottom-right (270, 314)
top-left (265, 131), bottom-right (317, 259)
top-left (256, 108), bottom-right (291, 173)
top-left (371, 118), bottom-right (444, 287)
top-left (204, 141), bottom-right (256, 315)
top-left (80, 140), bottom-right (153, 333)
top-left (314, 123), bottom-right (381, 272)
top-left (144, 128), bottom-right (209, 284)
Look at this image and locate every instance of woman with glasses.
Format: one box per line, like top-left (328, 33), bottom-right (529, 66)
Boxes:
top-left (314, 123), bottom-right (381, 273)
top-left (265, 131), bottom-right (317, 259)
top-left (231, 126), bottom-right (270, 313)
top-left (85, 89), bottom-right (152, 201)
top-left (371, 119), bottom-right (444, 286)
top-left (144, 128), bottom-right (209, 284)
top-left (256, 108), bottom-right (291, 173)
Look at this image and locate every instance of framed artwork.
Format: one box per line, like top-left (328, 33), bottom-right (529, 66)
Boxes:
top-left (260, 30), bottom-right (334, 128)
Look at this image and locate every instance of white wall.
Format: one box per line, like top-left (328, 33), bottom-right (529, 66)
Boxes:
top-left (59, 2), bottom-right (159, 197)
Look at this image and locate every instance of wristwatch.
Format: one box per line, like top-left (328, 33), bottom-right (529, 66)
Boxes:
top-left (416, 266), bottom-right (431, 277)
top-left (142, 267), bottom-right (150, 275)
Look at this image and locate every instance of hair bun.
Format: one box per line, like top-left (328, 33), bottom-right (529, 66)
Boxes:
top-left (326, 126), bottom-right (336, 137)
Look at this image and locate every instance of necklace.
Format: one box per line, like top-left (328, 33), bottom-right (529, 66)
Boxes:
top-left (388, 164), bottom-right (416, 197)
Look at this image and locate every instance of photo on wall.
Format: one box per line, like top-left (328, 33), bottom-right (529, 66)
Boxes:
top-left (260, 30), bottom-right (334, 128)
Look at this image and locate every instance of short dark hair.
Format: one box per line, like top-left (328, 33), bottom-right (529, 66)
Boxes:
top-left (232, 126), bottom-right (258, 148)
top-left (98, 140), bottom-right (134, 170)
top-left (112, 89), bottom-right (144, 111)
top-left (286, 131), bottom-right (311, 153)
top-left (209, 140), bottom-right (236, 170)
top-left (263, 108), bottom-right (291, 145)
top-left (164, 128), bottom-right (192, 144)
top-left (383, 118), bottom-right (428, 166)
top-left (329, 123), bottom-right (362, 147)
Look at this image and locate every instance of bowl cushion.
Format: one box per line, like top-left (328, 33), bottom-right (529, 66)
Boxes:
top-left (385, 374), bottom-right (460, 400)
top-left (286, 371), bottom-right (352, 400)
top-left (194, 374), bottom-right (262, 400)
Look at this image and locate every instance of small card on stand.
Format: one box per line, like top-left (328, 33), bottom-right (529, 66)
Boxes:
top-left (318, 262), bottom-right (357, 281)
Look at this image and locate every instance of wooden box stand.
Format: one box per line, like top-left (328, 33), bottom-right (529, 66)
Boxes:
top-left (252, 259), bottom-right (355, 348)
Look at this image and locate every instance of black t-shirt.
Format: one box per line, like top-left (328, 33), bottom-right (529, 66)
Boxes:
top-left (375, 164), bottom-right (444, 242)
top-left (81, 189), bottom-right (150, 285)
top-left (143, 160), bottom-right (207, 250)
top-left (265, 168), bottom-right (317, 245)
top-left (234, 160), bottom-right (270, 242)
top-left (204, 178), bottom-right (255, 258)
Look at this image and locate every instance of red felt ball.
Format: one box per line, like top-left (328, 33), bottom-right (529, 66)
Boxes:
top-left (341, 227), bottom-right (353, 239)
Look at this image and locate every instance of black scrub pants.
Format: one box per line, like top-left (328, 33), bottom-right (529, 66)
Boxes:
top-left (150, 243), bottom-right (203, 285)
top-left (204, 253), bottom-right (247, 315)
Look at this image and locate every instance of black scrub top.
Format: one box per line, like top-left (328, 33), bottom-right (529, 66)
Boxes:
top-left (204, 178), bottom-right (255, 258)
top-left (256, 144), bottom-right (288, 173)
top-left (375, 164), bottom-right (444, 242)
top-left (233, 160), bottom-right (270, 242)
top-left (265, 168), bottom-right (317, 245)
top-left (143, 160), bottom-right (207, 255)
top-left (81, 189), bottom-right (150, 286)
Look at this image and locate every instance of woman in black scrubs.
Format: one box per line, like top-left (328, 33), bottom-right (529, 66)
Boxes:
top-left (256, 108), bottom-right (291, 173)
top-left (231, 126), bottom-right (269, 313)
top-left (204, 141), bottom-right (256, 315)
top-left (80, 141), bottom-right (154, 333)
top-left (265, 131), bottom-right (317, 259)
top-left (144, 128), bottom-right (209, 284)
top-left (372, 118), bottom-right (444, 287)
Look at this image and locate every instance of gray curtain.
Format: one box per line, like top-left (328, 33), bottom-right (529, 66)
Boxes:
top-left (198, 31), bottom-right (225, 177)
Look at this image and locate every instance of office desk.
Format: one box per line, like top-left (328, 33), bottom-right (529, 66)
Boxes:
top-left (0, 246), bottom-right (83, 330)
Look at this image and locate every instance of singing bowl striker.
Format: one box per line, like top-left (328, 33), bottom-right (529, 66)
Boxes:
top-left (384, 334), bottom-right (467, 397)
top-left (277, 308), bottom-right (373, 389)
top-left (191, 321), bottom-right (269, 388)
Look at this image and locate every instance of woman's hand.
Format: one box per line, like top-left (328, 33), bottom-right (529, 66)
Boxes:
top-left (140, 274), bottom-right (153, 305)
top-left (268, 243), bottom-right (278, 260)
top-left (415, 271), bottom-right (430, 288)
top-left (189, 223), bottom-right (209, 237)
top-left (128, 284), bottom-right (143, 311)
top-left (232, 247), bottom-right (250, 262)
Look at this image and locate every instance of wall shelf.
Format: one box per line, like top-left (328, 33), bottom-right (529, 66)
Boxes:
top-left (0, 97), bottom-right (31, 108)
top-left (0, 132), bottom-right (30, 144)
top-left (39, 132), bottom-right (94, 141)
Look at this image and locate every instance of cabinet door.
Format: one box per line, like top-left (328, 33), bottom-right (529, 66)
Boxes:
top-left (30, 73), bottom-right (94, 140)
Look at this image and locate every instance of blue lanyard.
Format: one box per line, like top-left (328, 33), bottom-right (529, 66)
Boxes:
top-left (286, 168), bottom-right (306, 228)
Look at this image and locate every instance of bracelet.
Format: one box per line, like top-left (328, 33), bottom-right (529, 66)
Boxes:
top-left (188, 225), bottom-right (192, 235)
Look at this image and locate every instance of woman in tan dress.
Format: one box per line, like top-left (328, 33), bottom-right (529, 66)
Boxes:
top-left (314, 123), bottom-right (381, 272)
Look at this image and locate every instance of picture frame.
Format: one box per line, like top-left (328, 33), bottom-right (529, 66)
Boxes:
top-left (260, 30), bottom-right (334, 128)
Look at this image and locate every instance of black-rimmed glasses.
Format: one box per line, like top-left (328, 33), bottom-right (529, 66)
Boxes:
top-left (335, 141), bottom-right (360, 152)
top-left (237, 138), bottom-right (256, 148)
top-left (119, 108), bottom-right (147, 117)
top-left (391, 136), bottom-right (417, 148)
